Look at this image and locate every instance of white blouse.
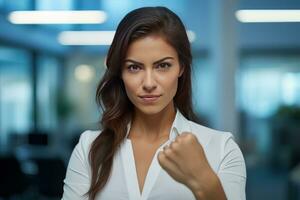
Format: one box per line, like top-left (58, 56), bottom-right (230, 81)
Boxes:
top-left (62, 111), bottom-right (246, 200)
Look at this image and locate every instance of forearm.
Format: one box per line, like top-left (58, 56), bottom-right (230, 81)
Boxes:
top-left (190, 170), bottom-right (227, 200)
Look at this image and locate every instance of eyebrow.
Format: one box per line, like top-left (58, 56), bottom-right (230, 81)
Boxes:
top-left (124, 56), bottom-right (174, 65)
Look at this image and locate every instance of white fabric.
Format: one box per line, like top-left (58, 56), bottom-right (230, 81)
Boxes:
top-left (62, 111), bottom-right (246, 200)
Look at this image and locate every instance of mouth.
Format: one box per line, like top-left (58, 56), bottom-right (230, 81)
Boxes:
top-left (139, 95), bottom-right (162, 103)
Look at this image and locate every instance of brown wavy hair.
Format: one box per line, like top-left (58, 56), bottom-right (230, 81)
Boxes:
top-left (87, 6), bottom-right (197, 200)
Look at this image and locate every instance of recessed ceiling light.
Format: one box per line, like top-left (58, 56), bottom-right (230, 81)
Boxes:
top-left (8, 10), bottom-right (107, 24)
top-left (58, 31), bottom-right (115, 45)
top-left (74, 64), bottom-right (95, 83)
top-left (236, 9), bottom-right (300, 23)
top-left (58, 30), bottom-right (195, 45)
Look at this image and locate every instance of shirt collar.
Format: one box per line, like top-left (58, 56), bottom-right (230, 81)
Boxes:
top-left (169, 109), bottom-right (192, 141)
top-left (125, 109), bottom-right (191, 141)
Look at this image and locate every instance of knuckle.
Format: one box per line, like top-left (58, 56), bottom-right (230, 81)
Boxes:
top-left (169, 142), bottom-right (178, 150)
top-left (169, 142), bottom-right (175, 148)
top-left (158, 151), bottom-right (166, 160)
top-left (164, 148), bottom-right (173, 157)
top-left (175, 136), bottom-right (181, 141)
top-left (176, 132), bottom-right (196, 143)
top-left (187, 133), bottom-right (196, 139)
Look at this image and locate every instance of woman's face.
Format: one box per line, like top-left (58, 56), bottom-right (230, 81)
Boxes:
top-left (121, 34), bottom-right (183, 115)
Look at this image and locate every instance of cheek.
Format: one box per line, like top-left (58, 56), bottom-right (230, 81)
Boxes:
top-left (122, 74), bottom-right (140, 97)
top-left (158, 74), bottom-right (179, 95)
top-left (169, 77), bottom-right (179, 96)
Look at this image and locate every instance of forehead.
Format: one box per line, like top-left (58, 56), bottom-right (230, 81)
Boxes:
top-left (125, 34), bottom-right (178, 61)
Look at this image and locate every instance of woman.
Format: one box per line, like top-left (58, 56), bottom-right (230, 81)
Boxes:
top-left (62, 6), bottom-right (246, 200)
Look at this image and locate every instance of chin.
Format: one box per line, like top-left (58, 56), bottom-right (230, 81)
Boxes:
top-left (135, 104), bottom-right (166, 116)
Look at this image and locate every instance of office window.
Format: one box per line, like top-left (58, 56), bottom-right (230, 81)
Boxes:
top-left (191, 54), bottom-right (212, 124)
top-left (238, 54), bottom-right (300, 118)
top-left (36, 55), bottom-right (60, 132)
top-left (0, 47), bottom-right (32, 151)
top-left (237, 53), bottom-right (300, 157)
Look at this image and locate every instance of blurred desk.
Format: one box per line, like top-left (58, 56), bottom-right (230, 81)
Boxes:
top-left (14, 145), bottom-right (66, 198)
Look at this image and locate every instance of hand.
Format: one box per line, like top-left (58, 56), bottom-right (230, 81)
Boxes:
top-left (157, 132), bottom-right (211, 192)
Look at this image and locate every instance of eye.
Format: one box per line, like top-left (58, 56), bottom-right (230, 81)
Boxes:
top-left (127, 64), bottom-right (141, 72)
top-left (156, 62), bottom-right (172, 70)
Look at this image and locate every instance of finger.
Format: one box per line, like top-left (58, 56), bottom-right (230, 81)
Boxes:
top-left (176, 133), bottom-right (199, 146)
top-left (174, 134), bottom-right (189, 142)
top-left (169, 141), bottom-right (179, 151)
top-left (158, 150), bottom-right (186, 184)
top-left (163, 142), bottom-right (178, 149)
top-left (180, 132), bottom-right (192, 136)
top-left (174, 136), bottom-right (181, 143)
top-left (159, 148), bottom-right (182, 172)
top-left (157, 150), bottom-right (180, 174)
top-left (167, 142), bottom-right (182, 158)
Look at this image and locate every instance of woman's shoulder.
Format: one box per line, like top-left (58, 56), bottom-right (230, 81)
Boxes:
top-left (187, 121), bottom-right (245, 175)
top-left (75, 130), bottom-right (101, 153)
top-left (187, 120), bottom-right (234, 147)
top-left (65, 130), bottom-right (102, 175)
top-left (79, 130), bottom-right (101, 142)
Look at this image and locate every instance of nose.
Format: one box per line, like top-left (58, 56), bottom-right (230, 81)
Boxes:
top-left (142, 69), bottom-right (157, 92)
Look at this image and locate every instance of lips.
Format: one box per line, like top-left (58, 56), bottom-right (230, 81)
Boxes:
top-left (139, 95), bottom-right (161, 103)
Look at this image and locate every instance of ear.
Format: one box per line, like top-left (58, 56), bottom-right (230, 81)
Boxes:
top-left (178, 67), bottom-right (184, 77)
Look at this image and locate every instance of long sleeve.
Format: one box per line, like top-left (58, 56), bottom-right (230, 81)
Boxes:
top-left (217, 134), bottom-right (247, 200)
top-left (62, 131), bottom-right (93, 200)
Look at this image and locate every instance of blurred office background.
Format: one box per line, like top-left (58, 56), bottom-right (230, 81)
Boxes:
top-left (1, 0), bottom-right (300, 199)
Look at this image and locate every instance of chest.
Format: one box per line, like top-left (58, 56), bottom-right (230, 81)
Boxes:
top-left (130, 139), bottom-right (167, 194)
top-left (96, 139), bottom-right (198, 200)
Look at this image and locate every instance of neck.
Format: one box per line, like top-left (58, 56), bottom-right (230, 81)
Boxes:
top-left (129, 102), bottom-right (176, 142)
